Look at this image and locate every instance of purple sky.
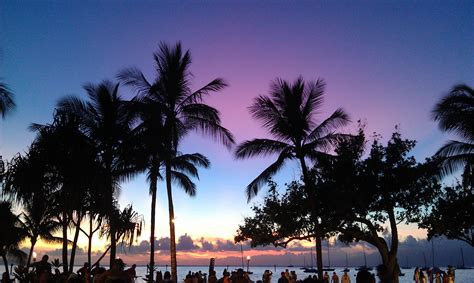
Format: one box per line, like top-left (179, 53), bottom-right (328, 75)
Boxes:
top-left (1, 0), bottom-right (473, 264)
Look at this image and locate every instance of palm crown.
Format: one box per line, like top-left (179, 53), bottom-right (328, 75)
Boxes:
top-left (432, 84), bottom-right (474, 180)
top-left (235, 77), bottom-right (350, 200)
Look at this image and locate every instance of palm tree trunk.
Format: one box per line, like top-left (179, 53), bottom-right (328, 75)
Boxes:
top-left (166, 162), bottom-right (178, 283)
top-left (298, 156), bottom-right (323, 279)
top-left (69, 214), bottom-right (82, 272)
top-left (149, 172), bottom-right (158, 281)
top-left (62, 210), bottom-right (69, 273)
top-left (92, 245), bottom-right (111, 268)
top-left (26, 239), bottom-right (37, 268)
top-left (2, 252), bottom-right (10, 276)
top-left (88, 216), bottom-right (93, 268)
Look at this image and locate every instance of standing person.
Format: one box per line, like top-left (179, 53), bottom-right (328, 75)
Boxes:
top-left (447, 266), bottom-right (455, 283)
top-left (341, 271), bottom-right (351, 283)
top-left (263, 270), bottom-right (272, 283)
top-left (209, 270), bottom-right (218, 283)
top-left (420, 271), bottom-right (427, 283)
top-left (323, 272), bottom-right (330, 283)
top-left (331, 272), bottom-right (339, 283)
top-left (434, 272), bottom-right (442, 283)
top-left (278, 272), bottom-right (289, 283)
top-left (414, 268), bottom-right (420, 283)
top-left (125, 264), bottom-right (137, 282)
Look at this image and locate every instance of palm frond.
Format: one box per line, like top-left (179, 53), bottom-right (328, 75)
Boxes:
top-left (170, 171), bottom-right (196, 196)
top-left (179, 78), bottom-right (228, 107)
top-left (185, 115), bottom-right (235, 149)
top-left (235, 139), bottom-right (291, 159)
top-left (305, 108), bottom-right (350, 143)
top-left (0, 81), bottom-right (16, 118)
top-left (246, 149), bottom-right (291, 202)
top-left (117, 67), bottom-right (152, 98)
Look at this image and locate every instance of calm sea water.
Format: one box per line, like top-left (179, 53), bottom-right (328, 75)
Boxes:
top-left (2, 265), bottom-right (473, 283)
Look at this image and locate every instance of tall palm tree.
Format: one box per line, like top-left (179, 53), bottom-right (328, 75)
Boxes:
top-left (234, 77), bottom-right (349, 278)
top-left (57, 80), bottom-right (139, 268)
top-left (0, 201), bottom-right (26, 276)
top-left (119, 42), bottom-right (234, 282)
top-left (432, 84), bottom-right (474, 186)
top-left (20, 194), bottom-right (62, 268)
top-left (0, 80), bottom-right (15, 119)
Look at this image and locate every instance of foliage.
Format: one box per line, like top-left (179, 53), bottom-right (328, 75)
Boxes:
top-left (420, 182), bottom-right (474, 246)
top-left (0, 80), bottom-right (16, 119)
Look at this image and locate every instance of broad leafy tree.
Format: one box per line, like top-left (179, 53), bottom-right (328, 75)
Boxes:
top-left (237, 129), bottom-right (441, 283)
top-left (234, 77), bottom-right (349, 278)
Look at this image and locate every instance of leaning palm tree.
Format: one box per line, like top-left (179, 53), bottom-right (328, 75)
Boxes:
top-left (20, 194), bottom-right (62, 268)
top-left (0, 80), bottom-right (15, 119)
top-left (432, 84), bottom-right (474, 186)
top-left (118, 42), bottom-right (234, 282)
top-left (57, 80), bottom-right (140, 268)
top-left (234, 77), bottom-right (350, 278)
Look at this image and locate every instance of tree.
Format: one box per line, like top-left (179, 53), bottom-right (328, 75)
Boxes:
top-left (28, 110), bottom-right (99, 272)
top-left (234, 77), bottom-right (349, 278)
top-left (420, 182), bottom-right (473, 246)
top-left (0, 201), bottom-right (26, 276)
top-left (236, 129), bottom-right (441, 283)
top-left (422, 84), bottom-right (474, 244)
top-left (432, 83), bottom-right (474, 182)
top-left (20, 193), bottom-right (62, 268)
top-left (57, 81), bottom-right (139, 268)
top-left (0, 80), bottom-right (15, 119)
top-left (316, 130), bottom-right (440, 283)
top-left (119, 42), bottom-right (234, 282)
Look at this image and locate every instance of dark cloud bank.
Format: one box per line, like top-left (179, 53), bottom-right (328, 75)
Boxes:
top-left (30, 234), bottom-right (474, 267)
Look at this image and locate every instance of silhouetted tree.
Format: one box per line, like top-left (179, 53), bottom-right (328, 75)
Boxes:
top-left (119, 42), bottom-right (234, 282)
top-left (422, 84), bottom-right (474, 245)
top-left (57, 81), bottom-right (139, 268)
top-left (234, 77), bottom-right (349, 278)
top-left (0, 200), bottom-right (26, 276)
top-left (20, 193), bottom-right (62, 268)
top-left (432, 83), bottom-right (474, 182)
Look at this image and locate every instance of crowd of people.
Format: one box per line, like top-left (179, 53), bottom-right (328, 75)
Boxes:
top-left (0, 255), bottom-right (461, 283)
top-left (413, 266), bottom-right (455, 283)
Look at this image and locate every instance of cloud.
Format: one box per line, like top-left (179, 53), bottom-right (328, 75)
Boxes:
top-left (30, 234), bottom-right (474, 267)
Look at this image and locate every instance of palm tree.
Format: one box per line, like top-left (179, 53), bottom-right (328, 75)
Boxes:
top-left (57, 80), bottom-right (139, 268)
top-left (432, 84), bottom-right (474, 186)
top-left (28, 110), bottom-right (99, 272)
top-left (234, 77), bottom-right (349, 278)
top-left (118, 42), bottom-right (234, 282)
top-left (0, 201), bottom-right (26, 276)
top-left (0, 80), bottom-right (15, 119)
top-left (20, 194), bottom-right (62, 268)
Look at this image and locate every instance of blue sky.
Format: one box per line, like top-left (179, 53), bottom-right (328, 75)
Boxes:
top-left (1, 0), bottom-right (473, 263)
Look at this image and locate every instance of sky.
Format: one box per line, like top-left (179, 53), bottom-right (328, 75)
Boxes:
top-left (1, 0), bottom-right (473, 266)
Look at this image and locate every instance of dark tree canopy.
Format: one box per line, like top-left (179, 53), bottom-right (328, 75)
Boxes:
top-left (236, 128), bottom-right (441, 283)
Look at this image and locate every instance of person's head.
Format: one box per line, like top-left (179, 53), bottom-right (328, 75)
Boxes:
top-left (113, 259), bottom-right (125, 271)
top-left (164, 271), bottom-right (171, 280)
top-left (131, 264), bottom-right (136, 269)
top-left (41, 255), bottom-right (49, 262)
top-left (344, 271), bottom-right (348, 276)
top-left (2, 272), bottom-right (9, 281)
top-left (281, 272), bottom-right (286, 277)
top-left (356, 270), bottom-right (374, 283)
top-left (332, 272), bottom-right (336, 276)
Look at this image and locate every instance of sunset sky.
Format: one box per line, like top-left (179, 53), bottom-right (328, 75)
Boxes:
top-left (1, 1), bottom-right (473, 266)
